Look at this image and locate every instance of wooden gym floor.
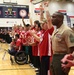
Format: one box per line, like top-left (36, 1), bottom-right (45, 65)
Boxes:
top-left (0, 43), bottom-right (74, 75)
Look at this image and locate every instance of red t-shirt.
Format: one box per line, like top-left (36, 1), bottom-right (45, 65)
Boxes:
top-left (15, 29), bottom-right (20, 34)
top-left (25, 31), bottom-right (33, 43)
top-left (22, 31), bottom-right (33, 45)
top-left (32, 31), bottom-right (42, 56)
top-left (20, 31), bottom-right (25, 41)
top-left (39, 27), bottom-right (54, 57)
top-left (15, 39), bottom-right (22, 50)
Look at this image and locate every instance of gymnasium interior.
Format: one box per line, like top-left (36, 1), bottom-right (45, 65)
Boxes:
top-left (0, 0), bottom-right (74, 75)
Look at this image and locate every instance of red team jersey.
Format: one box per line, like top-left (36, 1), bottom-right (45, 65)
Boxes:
top-left (20, 31), bottom-right (25, 40)
top-left (22, 31), bottom-right (33, 45)
top-left (15, 29), bottom-right (20, 34)
top-left (32, 31), bottom-right (42, 56)
top-left (39, 27), bottom-right (54, 57)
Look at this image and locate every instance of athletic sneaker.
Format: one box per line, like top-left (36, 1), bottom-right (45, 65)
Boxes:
top-left (29, 63), bottom-right (35, 68)
top-left (35, 68), bottom-right (39, 72)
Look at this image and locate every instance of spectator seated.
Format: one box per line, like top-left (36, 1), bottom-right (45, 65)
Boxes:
top-left (8, 34), bottom-right (28, 65)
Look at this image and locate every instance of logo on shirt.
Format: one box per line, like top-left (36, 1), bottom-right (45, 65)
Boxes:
top-left (56, 34), bottom-right (62, 41)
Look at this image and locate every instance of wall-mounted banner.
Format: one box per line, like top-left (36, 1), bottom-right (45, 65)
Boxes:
top-left (0, 4), bottom-right (29, 19)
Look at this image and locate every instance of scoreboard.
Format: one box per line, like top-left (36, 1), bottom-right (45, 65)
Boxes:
top-left (0, 4), bottom-right (29, 18)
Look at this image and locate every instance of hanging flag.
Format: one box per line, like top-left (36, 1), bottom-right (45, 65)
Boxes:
top-left (66, 14), bottom-right (71, 27)
top-left (34, 8), bottom-right (44, 15)
top-left (58, 10), bottom-right (66, 15)
top-left (58, 9), bottom-right (71, 27)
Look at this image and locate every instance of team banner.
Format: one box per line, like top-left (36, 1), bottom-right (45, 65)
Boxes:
top-left (0, 4), bottom-right (29, 18)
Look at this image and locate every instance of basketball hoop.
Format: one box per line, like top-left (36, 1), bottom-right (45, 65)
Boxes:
top-left (30, 0), bottom-right (50, 7)
top-left (30, 0), bottom-right (44, 5)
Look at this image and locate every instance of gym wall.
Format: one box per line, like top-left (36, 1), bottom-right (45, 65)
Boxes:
top-left (0, 0), bottom-right (74, 28)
